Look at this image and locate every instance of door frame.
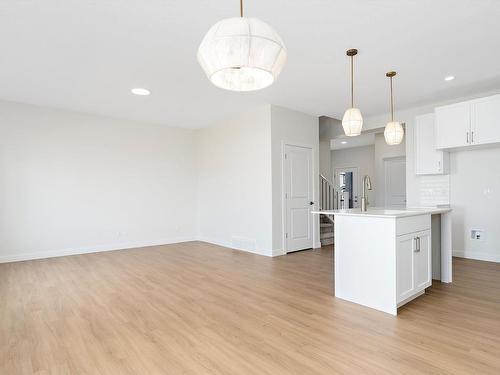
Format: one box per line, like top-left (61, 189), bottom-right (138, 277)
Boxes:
top-left (281, 141), bottom-right (316, 255)
top-left (384, 156), bottom-right (406, 207)
top-left (333, 166), bottom-right (360, 209)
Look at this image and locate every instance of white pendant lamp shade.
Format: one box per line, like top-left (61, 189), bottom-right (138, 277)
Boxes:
top-left (342, 49), bottom-right (363, 137)
top-left (384, 121), bottom-right (404, 145)
top-left (384, 71), bottom-right (404, 145)
top-left (342, 108), bottom-right (363, 136)
top-left (197, 17), bottom-right (287, 91)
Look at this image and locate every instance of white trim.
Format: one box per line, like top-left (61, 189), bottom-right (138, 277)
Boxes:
top-left (314, 241), bottom-right (322, 249)
top-left (197, 236), bottom-right (273, 257)
top-left (453, 250), bottom-right (500, 263)
top-left (281, 140), bottom-right (317, 254)
top-left (397, 290), bottom-right (425, 308)
top-left (0, 237), bottom-right (197, 264)
top-left (272, 248), bottom-right (285, 257)
top-left (333, 166), bottom-right (360, 209)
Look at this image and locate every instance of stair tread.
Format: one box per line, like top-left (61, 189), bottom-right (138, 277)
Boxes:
top-left (321, 238), bottom-right (334, 245)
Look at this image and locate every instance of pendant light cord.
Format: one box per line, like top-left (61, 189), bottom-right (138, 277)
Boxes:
top-left (240, 0), bottom-right (243, 17)
top-left (350, 55), bottom-right (354, 108)
top-left (390, 76), bottom-right (394, 122)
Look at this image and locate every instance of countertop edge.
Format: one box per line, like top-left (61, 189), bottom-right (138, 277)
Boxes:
top-left (311, 208), bottom-right (452, 218)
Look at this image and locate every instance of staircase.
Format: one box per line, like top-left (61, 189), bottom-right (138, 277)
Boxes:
top-left (319, 175), bottom-right (335, 246)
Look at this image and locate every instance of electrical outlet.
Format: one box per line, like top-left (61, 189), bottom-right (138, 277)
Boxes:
top-left (470, 229), bottom-right (483, 240)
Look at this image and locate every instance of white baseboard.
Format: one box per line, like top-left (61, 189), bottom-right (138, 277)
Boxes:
top-left (314, 241), bottom-right (322, 249)
top-left (1, 236), bottom-right (305, 263)
top-left (0, 237), bottom-right (197, 264)
top-left (453, 250), bottom-right (500, 263)
top-left (272, 248), bottom-right (285, 257)
top-left (198, 237), bottom-right (273, 257)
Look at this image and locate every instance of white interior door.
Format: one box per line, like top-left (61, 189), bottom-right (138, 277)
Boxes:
top-left (384, 157), bottom-right (406, 207)
top-left (284, 144), bottom-right (313, 253)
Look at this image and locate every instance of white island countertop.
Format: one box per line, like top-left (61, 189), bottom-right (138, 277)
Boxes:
top-left (312, 206), bottom-right (451, 218)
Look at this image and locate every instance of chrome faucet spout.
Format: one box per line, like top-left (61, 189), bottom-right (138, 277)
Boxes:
top-left (361, 175), bottom-right (372, 212)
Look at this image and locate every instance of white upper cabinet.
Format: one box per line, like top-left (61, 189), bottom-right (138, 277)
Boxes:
top-left (435, 101), bottom-right (471, 149)
top-left (415, 113), bottom-right (449, 175)
top-left (435, 94), bottom-right (500, 150)
top-left (471, 95), bottom-right (500, 146)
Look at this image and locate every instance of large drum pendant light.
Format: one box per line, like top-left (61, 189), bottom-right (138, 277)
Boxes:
top-left (384, 71), bottom-right (404, 145)
top-left (342, 49), bottom-right (363, 136)
top-left (197, 0), bottom-right (287, 92)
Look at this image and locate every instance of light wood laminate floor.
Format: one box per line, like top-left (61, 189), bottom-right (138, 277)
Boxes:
top-left (1, 242), bottom-right (500, 374)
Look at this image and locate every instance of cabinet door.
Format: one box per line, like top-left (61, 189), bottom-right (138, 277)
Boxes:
top-left (414, 230), bottom-right (432, 291)
top-left (435, 102), bottom-right (471, 149)
top-left (415, 114), bottom-right (449, 175)
top-left (471, 95), bottom-right (500, 146)
top-left (396, 233), bottom-right (415, 303)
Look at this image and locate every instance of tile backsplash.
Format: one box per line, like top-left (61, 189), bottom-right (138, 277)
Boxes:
top-left (418, 175), bottom-right (450, 206)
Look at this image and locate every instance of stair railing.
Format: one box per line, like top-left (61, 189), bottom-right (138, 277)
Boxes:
top-left (320, 174), bottom-right (336, 211)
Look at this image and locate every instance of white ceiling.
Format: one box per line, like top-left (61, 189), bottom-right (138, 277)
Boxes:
top-left (1, 0), bottom-right (499, 128)
top-left (331, 133), bottom-right (375, 150)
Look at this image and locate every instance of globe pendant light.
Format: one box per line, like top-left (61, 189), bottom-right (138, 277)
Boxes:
top-left (342, 49), bottom-right (363, 137)
top-left (197, 0), bottom-right (287, 92)
top-left (384, 71), bottom-right (404, 145)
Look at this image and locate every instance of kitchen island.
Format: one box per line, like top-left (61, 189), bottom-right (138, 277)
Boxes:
top-left (312, 207), bottom-right (452, 315)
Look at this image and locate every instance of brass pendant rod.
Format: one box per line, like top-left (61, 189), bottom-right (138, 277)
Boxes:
top-left (390, 76), bottom-right (394, 122)
top-left (386, 71), bottom-right (397, 122)
top-left (346, 49), bottom-right (358, 109)
top-left (350, 55), bottom-right (354, 108)
top-left (240, 0), bottom-right (243, 17)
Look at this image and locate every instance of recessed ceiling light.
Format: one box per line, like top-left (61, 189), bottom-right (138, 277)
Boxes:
top-left (131, 88), bottom-right (151, 96)
top-left (341, 141), bottom-right (347, 145)
top-left (444, 76), bottom-right (455, 81)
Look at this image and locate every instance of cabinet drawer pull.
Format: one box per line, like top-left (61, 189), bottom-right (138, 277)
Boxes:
top-left (414, 237), bottom-right (420, 252)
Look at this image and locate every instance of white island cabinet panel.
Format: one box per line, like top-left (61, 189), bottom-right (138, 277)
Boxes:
top-left (334, 215), bottom-right (398, 315)
top-left (396, 233), bottom-right (415, 303)
top-left (312, 207), bottom-right (452, 315)
top-left (414, 230), bottom-right (432, 290)
top-left (397, 229), bottom-right (432, 305)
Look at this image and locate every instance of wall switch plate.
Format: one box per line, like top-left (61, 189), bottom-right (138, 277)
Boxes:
top-left (470, 229), bottom-right (484, 240)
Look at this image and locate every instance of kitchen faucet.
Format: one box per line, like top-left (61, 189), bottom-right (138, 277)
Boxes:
top-left (361, 175), bottom-right (372, 212)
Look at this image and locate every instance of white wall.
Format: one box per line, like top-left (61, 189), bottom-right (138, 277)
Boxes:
top-left (196, 105), bottom-right (273, 256)
top-left (319, 139), bottom-right (332, 181)
top-left (450, 148), bottom-right (500, 262)
top-left (0, 101), bottom-right (197, 262)
top-left (271, 105), bottom-right (320, 254)
top-left (197, 104), bottom-right (319, 256)
top-left (1, 101), bottom-right (321, 261)
top-left (331, 145), bottom-right (375, 206)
